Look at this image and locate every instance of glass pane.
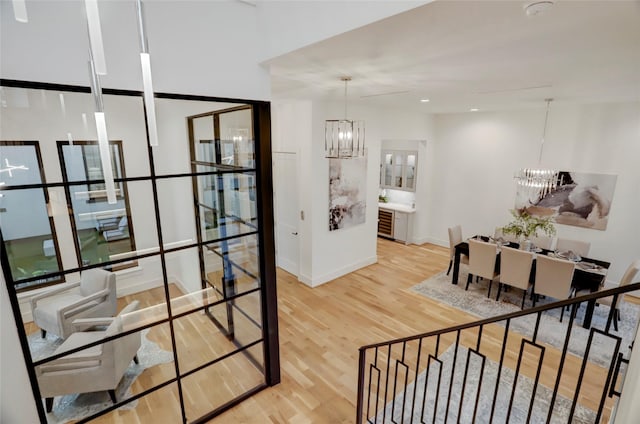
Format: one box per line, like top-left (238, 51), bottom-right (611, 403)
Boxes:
top-left (60, 141), bottom-right (138, 268)
top-left (383, 153), bottom-right (393, 186)
top-left (37, 322), bottom-right (176, 423)
top-left (0, 143), bottom-right (63, 289)
top-left (393, 153), bottom-right (403, 187)
top-left (203, 234), bottom-right (260, 297)
top-left (1, 188), bottom-right (62, 288)
top-left (181, 342), bottom-right (266, 421)
top-left (406, 154), bottom-right (416, 189)
top-left (156, 177), bottom-right (197, 247)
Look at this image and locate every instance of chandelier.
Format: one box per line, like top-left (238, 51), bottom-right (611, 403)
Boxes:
top-left (325, 77), bottom-right (365, 158)
top-left (515, 98), bottom-right (559, 199)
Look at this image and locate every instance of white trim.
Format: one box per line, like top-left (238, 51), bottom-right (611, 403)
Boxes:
top-left (306, 256), bottom-right (377, 287)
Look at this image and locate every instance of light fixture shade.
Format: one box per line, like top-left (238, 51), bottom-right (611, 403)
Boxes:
top-left (94, 112), bottom-right (117, 205)
top-left (514, 98), bottom-right (557, 201)
top-left (140, 53), bottom-right (159, 146)
top-left (85, 0), bottom-right (107, 75)
top-left (12, 0), bottom-right (28, 22)
top-left (325, 119), bottom-right (365, 159)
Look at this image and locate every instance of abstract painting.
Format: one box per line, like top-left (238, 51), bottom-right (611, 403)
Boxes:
top-left (516, 171), bottom-right (617, 231)
top-left (329, 157), bottom-right (367, 231)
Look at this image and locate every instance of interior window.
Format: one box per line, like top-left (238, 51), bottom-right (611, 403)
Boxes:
top-left (58, 140), bottom-right (137, 270)
top-left (0, 141), bottom-right (65, 290)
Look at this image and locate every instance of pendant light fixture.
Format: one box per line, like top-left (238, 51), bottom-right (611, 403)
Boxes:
top-left (325, 76), bottom-right (365, 159)
top-left (136, 0), bottom-right (159, 147)
top-left (85, 0), bottom-right (117, 204)
top-left (514, 98), bottom-right (559, 201)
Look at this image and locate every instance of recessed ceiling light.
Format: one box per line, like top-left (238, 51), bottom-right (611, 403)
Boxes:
top-left (420, 99), bottom-right (430, 103)
top-left (470, 108), bottom-right (479, 112)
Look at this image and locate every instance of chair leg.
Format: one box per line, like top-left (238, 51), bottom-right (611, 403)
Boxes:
top-left (613, 308), bottom-right (620, 332)
top-left (487, 280), bottom-right (492, 299)
top-left (521, 290), bottom-right (527, 309)
top-left (45, 397), bottom-right (54, 413)
top-left (495, 283), bottom-right (502, 301)
top-left (466, 274), bottom-right (472, 291)
top-left (41, 329), bottom-right (47, 339)
top-left (133, 354), bottom-right (139, 365)
top-left (108, 390), bottom-right (117, 404)
top-left (446, 260), bottom-right (452, 276)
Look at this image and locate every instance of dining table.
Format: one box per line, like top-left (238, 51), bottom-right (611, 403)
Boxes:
top-left (450, 236), bottom-right (610, 328)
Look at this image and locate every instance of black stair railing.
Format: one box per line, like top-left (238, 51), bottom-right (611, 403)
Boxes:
top-left (356, 282), bottom-right (640, 423)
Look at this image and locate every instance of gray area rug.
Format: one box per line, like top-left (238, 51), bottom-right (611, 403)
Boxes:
top-left (29, 329), bottom-right (173, 424)
top-left (378, 345), bottom-right (596, 423)
top-left (411, 271), bottom-right (639, 367)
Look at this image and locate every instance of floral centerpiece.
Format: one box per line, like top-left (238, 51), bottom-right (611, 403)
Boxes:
top-left (502, 208), bottom-right (556, 241)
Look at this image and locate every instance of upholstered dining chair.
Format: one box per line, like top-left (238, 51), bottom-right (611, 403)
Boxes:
top-left (494, 227), bottom-right (518, 243)
top-left (447, 225), bottom-right (468, 275)
top-left (30, 268), bottom-right (117, 339)
top-left (495, 247), bottom-right (535, 308)
top-left (593, 259), bottom-right (640, 331)
top-left (533, 255), bottom-right (575, 320)
top-left (530, 235), bottom-right (555, 250)
top-left (36, 301), bottom-right (142, 413)
top-left (556, 238), bottom-right (591, 257)
top-left (466, 239), bottom-right (500, 298)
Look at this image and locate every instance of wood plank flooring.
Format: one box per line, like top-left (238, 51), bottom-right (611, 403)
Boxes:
top-left (28, 238), bottom-right (626, 422)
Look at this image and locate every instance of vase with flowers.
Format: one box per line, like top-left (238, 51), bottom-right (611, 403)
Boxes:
top-left (502, 208), bottom-right (556, 250)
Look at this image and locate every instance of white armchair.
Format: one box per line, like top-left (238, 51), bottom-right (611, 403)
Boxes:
top-left (30, 268), bottom-right (117, 339)
top-left (103, 216), bottom-right (129, 242)
top-left (36, 301), bottom-right (142, 413)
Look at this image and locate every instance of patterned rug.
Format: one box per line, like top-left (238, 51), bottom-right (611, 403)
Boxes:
top-left (411, 271), bottom-right (639, 367)
top-left (28, 329), bottom-right (173, 424)
top-left (379, 345), bottom-right (596, 423)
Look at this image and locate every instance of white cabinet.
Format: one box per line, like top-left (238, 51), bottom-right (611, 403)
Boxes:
top-left (393, 211), bottom-right (412, 244)
top-left (380, 150), bottom-right (418, 192)
top-left (378, 206), bottom-right (414, 244)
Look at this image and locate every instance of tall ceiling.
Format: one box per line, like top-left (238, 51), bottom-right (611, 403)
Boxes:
top-left (267, 0), bottom-right (640, 113)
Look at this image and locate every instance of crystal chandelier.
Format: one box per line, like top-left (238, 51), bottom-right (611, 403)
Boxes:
top-left (515, 98), bottom-right (559, 200)
top-left (325, 77), bottom-right (365, 158)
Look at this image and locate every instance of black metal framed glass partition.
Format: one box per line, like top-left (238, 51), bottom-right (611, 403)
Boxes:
top-left (0, 79), bottom-right (279, 424)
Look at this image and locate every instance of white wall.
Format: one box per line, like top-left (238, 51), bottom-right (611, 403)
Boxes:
top-left (426, 102), bottom-right (640, 283)
top-left (292, 100), bottom-right (431, 286)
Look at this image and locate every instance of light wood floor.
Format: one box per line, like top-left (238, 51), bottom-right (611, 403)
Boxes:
top-left (31, 238), bottom-right (626, 423)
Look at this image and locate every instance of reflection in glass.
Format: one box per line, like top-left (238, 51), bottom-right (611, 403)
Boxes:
top-left (59, 141), bottom-right (136, 269)
top-left (0, 142), bottom-right (63, 290)
top-left (181, 341), bottom-right (266, 421)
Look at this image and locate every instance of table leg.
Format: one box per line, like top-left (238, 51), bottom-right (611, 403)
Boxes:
top-left (583, 299), bottom-right (596, 329)
top-left (451, 247), bottom-right (461, 285)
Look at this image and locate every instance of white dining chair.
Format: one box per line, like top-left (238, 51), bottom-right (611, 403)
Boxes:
top-left (466, 239), bottom-right (499, 298)
top-left (530, 235), bottom-right (555, 250)
top-left (496, 247), bottom-right (535, 308)
top-left (556, 238), bottom-right (591, 257)
top-left (494, 227), bottom-right (518, 243)
top-left (533, 255), bottom-right (575, 320)
top-left (447, 225), bottom-right (468, 275)
top-left (594, 259), bottom-right (640, 331)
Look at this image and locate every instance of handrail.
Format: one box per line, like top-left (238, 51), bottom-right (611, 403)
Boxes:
top-left (359, 280), bottom-right (640, 351)
top-left (356, 280), bottom-right (640, 424)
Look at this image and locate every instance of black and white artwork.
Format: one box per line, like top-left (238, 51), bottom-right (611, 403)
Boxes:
top-left (329, 157), bottom-right (367, 231)
top-left (516, 171), bottom-right (617, 231)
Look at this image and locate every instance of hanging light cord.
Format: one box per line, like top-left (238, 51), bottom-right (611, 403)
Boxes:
top-left (342, 76), bottom-right (351, 119)
top-left (538, 98), bottom-right (553, 165)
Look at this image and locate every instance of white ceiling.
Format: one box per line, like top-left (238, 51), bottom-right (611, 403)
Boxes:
top-left (267, 0), bottom-right (640, 113)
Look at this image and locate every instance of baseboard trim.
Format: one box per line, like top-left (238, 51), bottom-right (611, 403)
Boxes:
top-left (306, 256), bottom-right (378, 288)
